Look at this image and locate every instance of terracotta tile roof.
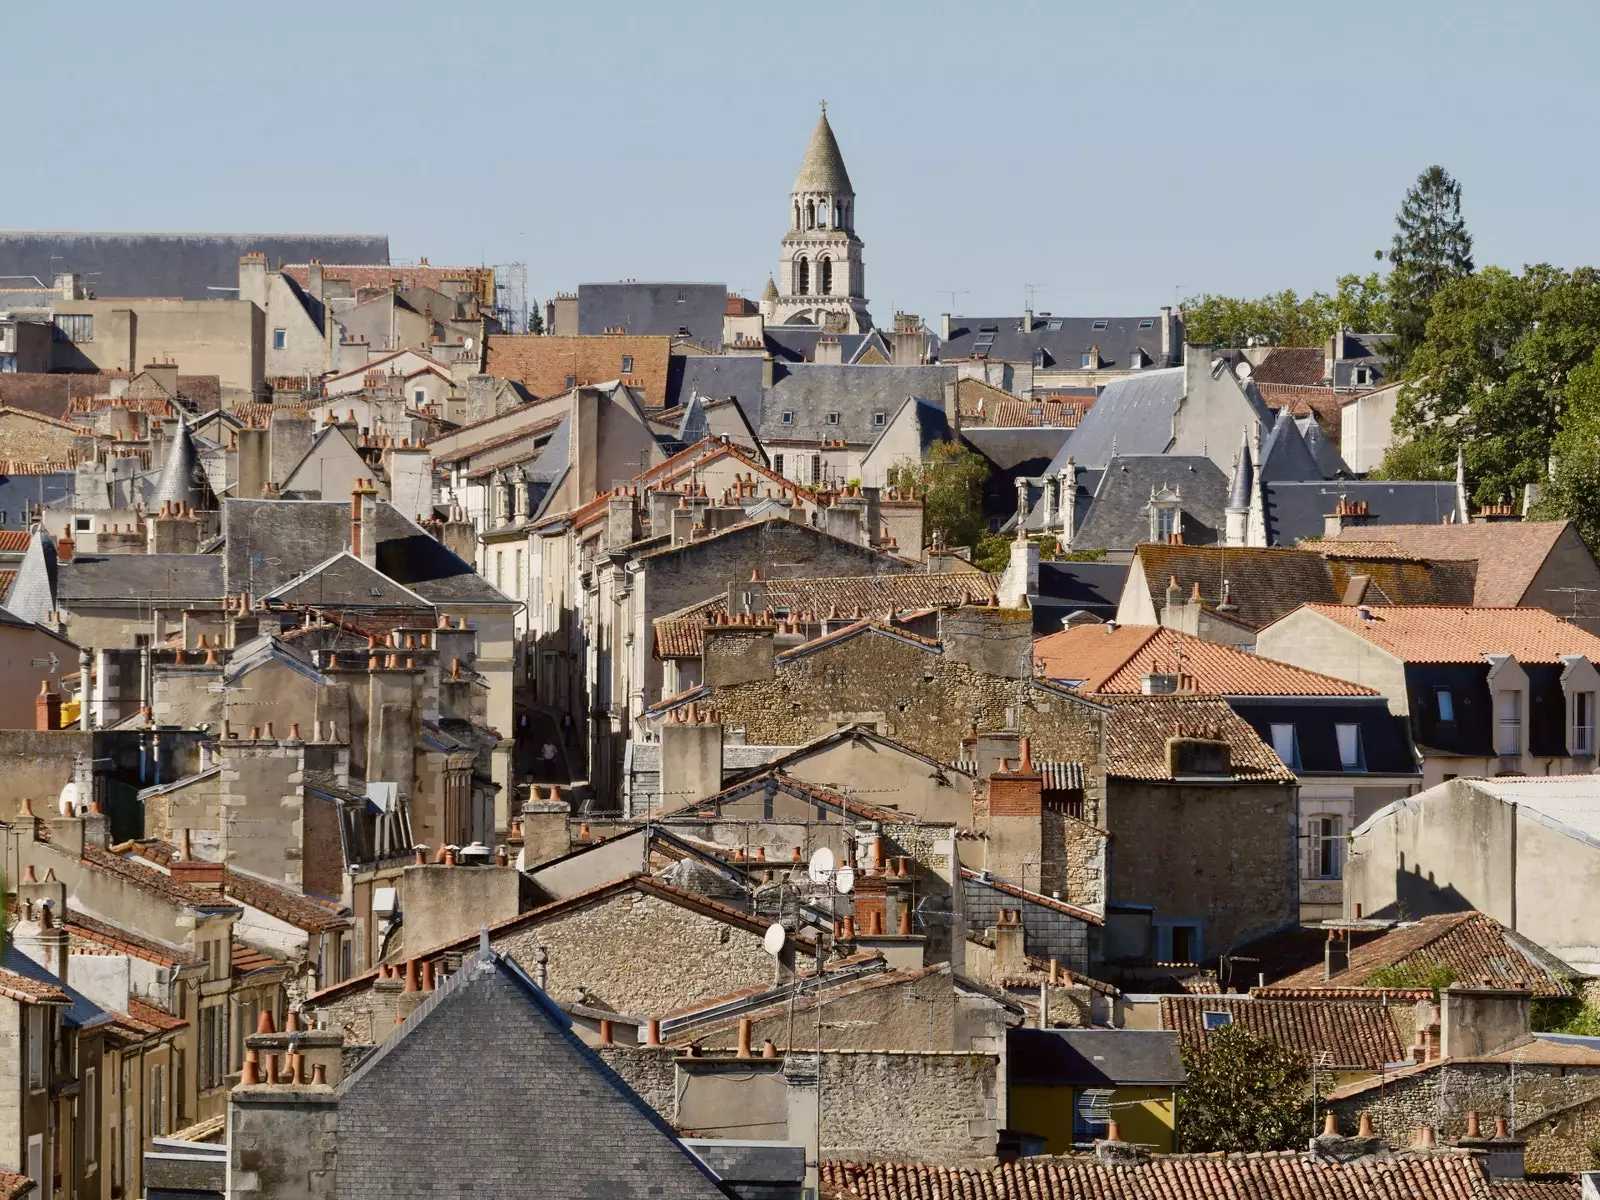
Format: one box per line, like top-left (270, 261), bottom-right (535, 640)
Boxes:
top-left (1132, 544), bottom-right (1341, 630)
top-left (1253, 347), bottom-right (1329, 387)
top-left (1035, 623), bottom-right (1376, 696)
top-left (775, 620), bottom-right (942, 663)
top-left (0, 967), bottom-right (69, 1006)
top-left (483, 333), bottom-right (673, 405)
top-left (1256, 382), bottom-right (1347, 440)
top-left (0, 405), bottom-right (84, 432)
top-left (1294, 604), bottom-right (1600, 666)
top-left (1160, 993), bottom-right (1405, 1068)
top-left (66, 909), bottom-right (204, 968)
top-left (1098, 693), bottom-right (1298, 783)
top-left (982, 398), bottom-right (1088, 428)
top-left (125, 997), bottom-right (187, 1033)
top-left (0, 571), bottom-right (16, 599)
top-left (1319, 540), bottom-right (1432, 562)
top-left (1323, 558), bottom-right (1480, 607)
top-left (663, 768), bottom-right (911, 825)
top-left (821, 1149), bottom-right (1542, 1199)
top-left (1325, 522), bottom-right (1573, 607)
top-left (0, 1171), bottom-right (32, 1200)
top-left (1276, 912), bottom-right (1570, 997)
top-left (654, 573), bottom-right (997, 657)
top-left (284, 262), bottom-right (493, 297)
top-left (82, 845), bottom-right (242, 912)
top-left (231, 941), bottom-right (280, 975)
top-left (0, 531), bottom-right (32, 553)
top-left (65, 394), bottom-right (176, 418)
top-left (223, 870), bottom-right (351, 932)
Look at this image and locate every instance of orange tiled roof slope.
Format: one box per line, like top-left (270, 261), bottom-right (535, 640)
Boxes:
top-left (0, 1172), bottom-right (31, 1200)
top-left (1036, 623), bottom-right (1376, 696)
top-left (484, 333), bottom-right (673, 405)
top-left (1297, 604), bottom-right (1600, 665)
top-left (1253, 346), bottom-right (1329, 386)
top-left (1097, 693), bottom-right (1297, 783)
top-left (654, 573), bottom-right (996, 657)
top-left (1256, 382), bottom-right (1348, 440)
top-left (283, 262), bottom-right (493, 298)
top-left (820, 1149), bottom-right (1568, 1200)
top-left (1274, 912), bottom-right (1571, 997)
top-left (1160, 993), bottom-right (1404, 1069)
top-left (0, 967), bottom-right (69, 1006)
top-left (1325, 522), bottom-right (1574, 607)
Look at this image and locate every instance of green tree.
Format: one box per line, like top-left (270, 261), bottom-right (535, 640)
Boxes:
top-left (1176, 1023), bottom-right (1317, 1152)
top-left (526, 301), bottom-right (545, 335)
top-left (1387, 165), bottom-right (1474, 367)
top-left (887, 441), bottom-right (990, 549)
top-left (1181, 276), bottom-right (1390, 350)
top-left (1362, 962), bottom-right (1457, 990)
top-left (1334, 271), bottom-right (1393, 334)
top-left (1533, 353), bottom-right (1600, 545)
top-left (1390, 265), bottom-right (1600, 505)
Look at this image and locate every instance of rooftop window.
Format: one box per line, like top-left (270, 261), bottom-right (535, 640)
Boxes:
top-left (781, 411), bottom-right (794, 425)
top-left (826, 412), bottom-right (840, 425)
top-left (1139, 319), bottom-right (1155, 329)
top-left (1092, 320), bottom-right (1108, 331)
top-left (1202, 1010), bottom-right (1233, 1030)
top-left (1048, 319), bottom-right (1064, 331)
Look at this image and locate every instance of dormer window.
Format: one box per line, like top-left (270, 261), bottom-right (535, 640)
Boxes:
top-left (873, 412), bottom-right (886, 427)
top-left (1092, 319), bottom-right (1108, 331)
top-left (781, 411), bottom-right (794, 425)
top-left (826, 412), bottom-right (840, 425)
top-left (620, 355), bottom-right (634, 374)
top-left (1081, 352), bottom-right (1095, 369)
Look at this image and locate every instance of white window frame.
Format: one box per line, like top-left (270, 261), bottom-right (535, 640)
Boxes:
top-left (27, 1006), bottom-right (45, 1090)
top-left (1308, 813), bottom-right (1343, 880)
top-left (85, 1066), bottom-right (98, 1164)
top-left (1574, 690), bottom-right (1595, 755)
top-left (272, 328), bottom-right (288, 350)
top-left (1335, 723), bottom-right (1364, 771)
top-left (1498, 689), bottom-right (1523, 755)
top-left (1269, 723), bottom-right (1300, 769)
top-left (1436, 687), bottom-right (1456, 723)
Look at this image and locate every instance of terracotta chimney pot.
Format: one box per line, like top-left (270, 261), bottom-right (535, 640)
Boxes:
top-left (898, 907), bottom-right (912, 935)
top-left (312, 1063), bottom-right (328, 1085)
top-left (1105, 1121), bottom-right (1122, 1143)
top-left (1414, 1124), bottom-right (1436, 1148)
top-left (599, 1019), bottom-right (613, 1045)
top-left (241, 1048), bottom-right (261, 1085)
top-left (1358, 1113), bottom-right (1374, 1137)
top-left (404, 958), bottom-right (420, 992)
top-left (422, 960), bottom-right (435, 991)
top-left (414, 846), bottom-right (427, 866)
top-left (1323, 1113), bottom-right (1338, 1136)
top-left (285, 1010), bottom-right (302, 1033)
top-left (1495, 1116), bottom-right (1510, 1139)
top-left (1465, 1111), bottom-right (1481, 1139)
top-left (22, 865), bottom-right (36, 883)
top-left (736, 1017), bottom-right (753, 1059)
top-left (761, 1039), bottom-right (778, 1059)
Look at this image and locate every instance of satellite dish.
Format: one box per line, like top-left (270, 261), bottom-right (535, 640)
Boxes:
top-left (464, 336), bottom-right (475, 351)
top-left (763, 922), bottom-right (787, 956)
top-left (1234, 360), bottom-right (1252, 380)
top-left (834, 867), bottom-right (856, 895)
top-left (807, 847), bottom-right (835, 886)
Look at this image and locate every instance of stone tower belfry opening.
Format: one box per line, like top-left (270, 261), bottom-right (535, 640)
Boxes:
top-left (769, 103), bottom-right (872, 334)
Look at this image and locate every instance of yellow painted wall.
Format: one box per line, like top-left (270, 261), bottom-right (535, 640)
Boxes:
top-left (1009, 1084), bottom-right (1176, 1153)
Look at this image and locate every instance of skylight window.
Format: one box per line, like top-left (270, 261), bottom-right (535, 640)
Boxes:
top-left (826, 412), bottom-right (840, 425)
top-left (1202, 1011), bottom-right (1233, 1030)
top-left (781, 411), bottom-right (794, 425)
top-left (1139, 319), bottom-right (1155, 329)
top-left (1048, 319), bottom-right (1063, 331)
top-left (1092, 320), bottom-right (1108, 331)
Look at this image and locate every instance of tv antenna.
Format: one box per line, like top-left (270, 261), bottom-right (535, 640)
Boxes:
top-left (938, 289), bottom-right (968, 311)
top-left (806, 847), bottom-right (855, 895)
top-left (1024, 283), bottom-right (1046, 308)
top-left (1546, 586), bottom-right (1597, 621)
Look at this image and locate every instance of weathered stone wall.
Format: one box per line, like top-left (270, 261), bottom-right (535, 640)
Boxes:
top-left (700, 635), bottom-right (1104, 804)
top-left (1520, 1090), bottom-right (1600, 1172)
top-left (1106, 780), bottom-right (1298, 953)
top-left (820, 1051), bottom-right (998, 1164)
top-left (1061, 814), bottom-right (1107, 913)
top-left (1327, 1062), bottom-right (1600, 1157)
top-left (594, 1044), bottom-right (678, 1115)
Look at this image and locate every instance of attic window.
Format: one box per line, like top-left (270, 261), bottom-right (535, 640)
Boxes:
top-left (1092, 320), bottom-right (1108, 331)
top-left (564, 374), bottom-right (577, 389)
top-left (621, 355), bottom-right (634, 373)
top-left (1048, 319), bottom-right (1063, 331)
top-left (781, 411), bottom-right (794, 425)
top-left (873, 412), bottom-right (886, 427)
top-left (979, 324), bottom-right (999, 333)
top-left (1202, 1010), bottom-right (1233, 1030)
top-left (826, 412), bottom-right (840, 425)
top-left (1139, 319), bottom-right (1155, 329)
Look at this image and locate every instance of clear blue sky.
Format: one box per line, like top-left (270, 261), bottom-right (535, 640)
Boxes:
top-left (10, 0), bottom-right (1597, 320)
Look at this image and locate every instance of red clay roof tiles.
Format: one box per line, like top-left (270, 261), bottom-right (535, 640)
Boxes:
top-left (1294, 604), bottom-right (1600, 666)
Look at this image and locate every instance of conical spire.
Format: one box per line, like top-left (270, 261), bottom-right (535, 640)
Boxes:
top-left (792, 104), bottom-right (853, 195)
top-left (7, 530), bottom-right (58, 624)
top-left (761, 275), bottom-right (779, 302)
top-left (1227, 427), bottom-right (1254, 511)
top-left (152, 416), bottom-right (203, 511)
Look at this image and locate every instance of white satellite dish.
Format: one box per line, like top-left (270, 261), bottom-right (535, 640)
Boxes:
top-left (834, 867), bottom-right (856, 895)
top-left (807, 847), bottom-right (835, 886)
top-left (1234, 359), bottom-right (1252, 380)
top-left (762, 922), bottom-right (787, 956)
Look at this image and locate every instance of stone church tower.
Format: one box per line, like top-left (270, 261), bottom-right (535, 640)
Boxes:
top-left (771, 105), bottom-right (872, 334)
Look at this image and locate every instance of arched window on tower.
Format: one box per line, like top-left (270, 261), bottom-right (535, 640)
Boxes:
top-left (805, 200), bottom-right (815, 229)
top-left (836, 200), bottom-right (847, 230)
top-left (819, 256), bottom-right (833, 296)
top-left (796, 257), bottom-right (809, 296)
top-left (793, 202), bottom-right (801, 231)
top-left (817, 200), bottom-right (828, 228)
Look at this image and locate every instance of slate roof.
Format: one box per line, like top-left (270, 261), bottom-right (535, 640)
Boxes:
top-left (261, 552), bottom-right (433, 611)
top-left (819, 1149), bottom-right (1564, 1200)
top-left (1324, 522), bottom-right (1574, 607)
top-left (57, 554), bottom-right (223, 603)
top-left (1036, 623), bottom-right (1377, 696)
top-left (1009, 1028), bottom-right (1185, 1086)
top-left (1292, 604), bottom-right (1600, 665)
top-left (1160, 993), bottom-right (1405, 1068)
top-left (653, 572), bottom-right (995, 658)
top-left (0, 231), bottom-right (388, 300)
top-left (960, 426), bottom-right (1073, 472)
top-left (151, 417), bottom-right (204, 510)
top-left (666, 354), bottom-right (766, 426)
top-left (1098, 693), bottom-right (1297, 783)
top-left (1458, 776), bottom-right (1600, 859)
top-left (1265, 481), bottom-right (1461, 546)
top-left (332, 945), bottom-right (736, 1199)
top-left (0, 472), bottom-right (72, 528)
top-left (1072, 455), bottom-right (1229, 553)
top-left (761, 363), bottom-right (955, 444)
top-left (1030, 561), bottom-right (1128, 630)
top-left (939, 315), bottom-right (1168, 374)
top-left (1046, 368), bottom-right (1185, 469)
top-left (578, 282), bottom-right (728, 351)
top-left (1275, 912), bottom-right (1570, 996)
top-left (133, 843), bottom-right (351, 932)
top-left (5, 531), bottom-right (56, 623)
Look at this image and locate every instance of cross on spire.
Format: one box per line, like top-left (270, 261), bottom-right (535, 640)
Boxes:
top-left (819, 99), bottom-right (827, 114)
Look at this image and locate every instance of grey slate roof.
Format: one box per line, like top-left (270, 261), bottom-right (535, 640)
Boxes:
top-left (0, 473), bottom-right (72, 532)
top-left (0, 231), bottom-right (388, 300)
top-left (763, 325), bottom-right (869, 364)
top-left (1032, 562), bottom-right (1128, 622)
top-left (961, 426), bottom-right (1072, 473)
top-left (57, 555), bottom-right (223, 603)
top-left (7, 530), bottom-right (58, 622)
top-left (262, 552), bottom-right (433, 610)
top-left (1226, 428), bottom-right (1253, 510)
top-left (223, 499), bottom-right (513, 605)
top-left (667, 354), bottom-right (766, 427)
top-left (940, 314), bottom-right (1168, 371)
top-left (577, 282), bottom-right (728, 351)
top-left (151, 417), bottom-right (204, 510)
top-left (1008, 1028), bottom-right (1186, 1087)
top-left (1295, 415), bottom-right (1348, 478)
top-left (1072, 456), bottom-right (1229, 554)
top-left (761, 363), bottom-right (954, 444)
top-left (1257, 407), bottom-right (1326, 485)
top-left (1045, 368), bottom-right (1185, 471)
top-left (1263, 480), bottom-right (1460, 547)
top-left (334, 945), bottom-right (736, 1199)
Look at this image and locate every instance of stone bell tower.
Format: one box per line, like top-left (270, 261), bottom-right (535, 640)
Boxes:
top-left (771, 103), bottom-right (872, 334)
